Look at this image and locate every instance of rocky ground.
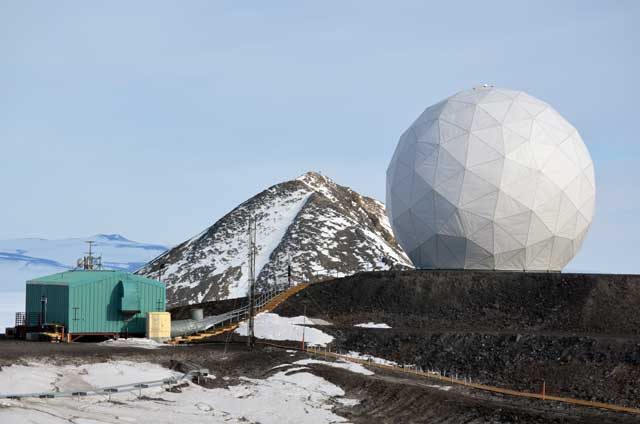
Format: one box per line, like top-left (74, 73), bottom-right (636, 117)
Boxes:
top-left (275, 270), bottom-right (640, 413)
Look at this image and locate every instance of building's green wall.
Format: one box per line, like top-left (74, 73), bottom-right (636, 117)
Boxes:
top-left (26, 270), bottom-right (166, 335)
top-left (25, 283), bottom-right (69, 326)
top-left (68, 274), bottom-right (165, 334)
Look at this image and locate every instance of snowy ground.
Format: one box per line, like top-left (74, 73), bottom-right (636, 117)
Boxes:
top-left (235, 312), bottom-right (334, 346)
top-left (98, 338), bottom-right (166, 349)
top-left (0, 361), bottom-right (180, 398)
top-left (0, 359), bottom-right (361, 423)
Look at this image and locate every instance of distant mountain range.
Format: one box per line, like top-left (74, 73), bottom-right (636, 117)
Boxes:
top-left (137, 172), bottom-right (412, 307)
top-left (0, 233), bottom-right (168, 290)
top-left (0, 234), bottom-right (168, 330)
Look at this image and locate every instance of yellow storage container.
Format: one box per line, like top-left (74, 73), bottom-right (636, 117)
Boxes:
top-left (146, 312), bottom-right (171, 342)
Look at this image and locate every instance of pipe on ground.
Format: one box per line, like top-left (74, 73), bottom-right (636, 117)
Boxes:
top-left (170, 311), bottom-right (240, 338)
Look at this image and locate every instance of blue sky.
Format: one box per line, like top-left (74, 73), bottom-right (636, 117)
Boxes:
top-left (1, 1), bottom-right (638, 273)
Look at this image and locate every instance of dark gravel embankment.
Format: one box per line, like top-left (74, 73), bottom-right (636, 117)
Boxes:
top-left (275, 270), bottom-right (640, 408)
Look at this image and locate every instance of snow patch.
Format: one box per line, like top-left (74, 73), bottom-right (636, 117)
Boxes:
top-left (344, 351), bottom-right (399, 367)
top-left (235, 312), bottom-right (333, 346)
top-left (309, 317), bottom-right (332, 326)
top-left (336, 397), bottom-right (360, 406)
top-left (426, 384), bottom-right (453, 392)
top-left (354, 322), bottom-right (392, 329)
top-left (294, 359), bottom-right (374, 376)
top-left (98, 338), bottom-right (166, 349)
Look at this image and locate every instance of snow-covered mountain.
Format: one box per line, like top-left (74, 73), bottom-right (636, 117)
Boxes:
top-left (137, 172), bottom-right (412, 307)
top-left (0, 234), bottom-right (168, 330)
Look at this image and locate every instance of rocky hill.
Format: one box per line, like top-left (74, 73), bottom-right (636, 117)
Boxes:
top-left (137, 172), bottom-right (412, 306)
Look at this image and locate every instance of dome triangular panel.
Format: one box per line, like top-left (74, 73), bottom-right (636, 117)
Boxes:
top-left (386, 86), bottom-right (594, 271)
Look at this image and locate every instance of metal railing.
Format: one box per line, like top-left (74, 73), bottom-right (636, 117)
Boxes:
top-left (14, 312), bottom-right (42, 327)
top-left (302, 346), bottom-right (640, 416)
top-left (0, 367), bottom-right (208, 400)
top-left (171, 267), bottom-right (381, 338)
top-left (171, 282), bottom-right (308, 339)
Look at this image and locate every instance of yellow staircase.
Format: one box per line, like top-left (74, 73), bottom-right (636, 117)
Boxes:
top-left (257, 282), bottom-right (308, 314)
top-left (167, 282), bottom-right (309, 345)
top-left (168, 323), bottom-right (239, 345)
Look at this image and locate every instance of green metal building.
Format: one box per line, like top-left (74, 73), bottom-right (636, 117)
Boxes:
top-left (26, 270), bottom-right (166, 337)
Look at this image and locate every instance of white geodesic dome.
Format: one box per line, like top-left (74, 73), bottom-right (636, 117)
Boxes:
top-left (386, 86), bottom-right (595, 271)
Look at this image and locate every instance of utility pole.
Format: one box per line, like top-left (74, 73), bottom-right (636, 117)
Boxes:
top-left (287, 249), bottom-right (292, 289)
top-left (247, 216), bottom-right (257, 349)
top-left (40, 295), bottom-right (48, 326)
top-left (158, 263), bottom-right (165, 282)
top-left (301, 305), bottom-right (306, 351)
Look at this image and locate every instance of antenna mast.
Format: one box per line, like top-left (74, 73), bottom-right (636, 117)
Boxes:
top-left (86, 240), bottom-right (94, 270)
top-left (247, 217), bottom-right (257, 349)
top-left (77, 240), bottom-right (102, 270)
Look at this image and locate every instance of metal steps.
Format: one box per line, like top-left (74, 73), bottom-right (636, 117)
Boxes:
top-left (257, 283), bottom-right (308, 314)
top-left (166, 282), bottom-right (309, 345)
top-left (168, 323), bottom-right (240, 344)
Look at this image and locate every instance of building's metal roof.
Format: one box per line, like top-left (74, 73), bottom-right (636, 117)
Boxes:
top-left (27, 270), bottom-right (164, 287)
